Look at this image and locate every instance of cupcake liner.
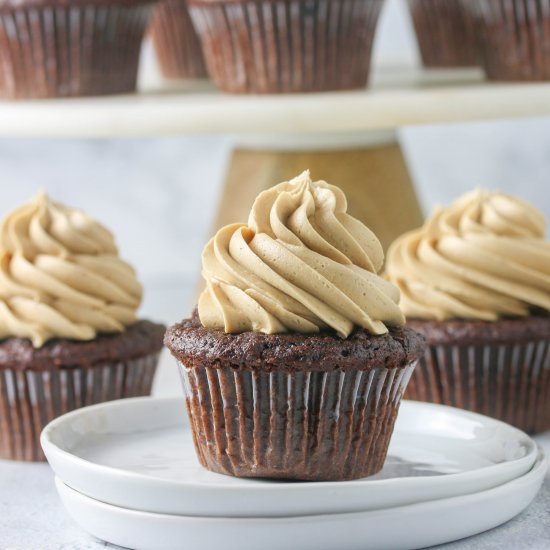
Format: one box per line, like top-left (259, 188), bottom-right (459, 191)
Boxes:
top-left (407, 0), bottom-right (478, 67)
top-left (187, 0), bottom-right (384, 93)
top-left (0, 353), bottom-right (160, 461)
top-left (406, 340), bottom-right (550, 434)
top-left (469, 0), bottom-right (550, 80)
top-left (179, 362), bottom-right (416, 480)
top-left (0, 1), bottom-right (154, 99)
top-left (150, 0), bottom-right (208, 79)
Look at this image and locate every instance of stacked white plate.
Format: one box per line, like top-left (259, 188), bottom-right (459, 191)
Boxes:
top-left (41, 397), bottom-right (546, 550)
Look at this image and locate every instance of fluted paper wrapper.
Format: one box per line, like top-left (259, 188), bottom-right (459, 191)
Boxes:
top-left (0, 353), bottom-right (160, 461)
top-left (151, 0), bottom-right (208, 79)
top-left (0, 2), bottom-right (154, 99)
top-left (188, 0), bottom-right (384, 93)
top-left (179, 362), bottom-right (415, 480)
top-left (407, 0), bottom-right (478, 68)
top-left (406, 341), bottom-right (550, 434)
top-left (470, 0), bottom-right (550, 80)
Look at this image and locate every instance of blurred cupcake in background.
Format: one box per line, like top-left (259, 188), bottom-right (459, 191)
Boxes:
top-left (0, 194), bottom-right (165, 461)
top-left (150, 0), bottom-right (208, 79)
top-left (187, 0), bottom-right (385, 93)
top-left (407, 0), bottom-right (478, 68)
top-left (386, 190), bottom-right (550, 434)
top-left (0, 0), bottom-right (157, 99)
top-left (468, 0), bottom-right (550, 80)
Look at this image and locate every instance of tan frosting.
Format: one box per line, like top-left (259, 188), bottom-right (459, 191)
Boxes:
top-left (0, 193), bottom-right (142, 347)
top-left (386, 190), bottom-right (550, 321)
top-left (198, 171), bottom-right (404, 337)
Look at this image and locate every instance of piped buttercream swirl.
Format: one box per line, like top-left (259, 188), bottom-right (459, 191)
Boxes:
top-left (385, 190), bottom-right (550, 320)
top-left (198, 171), bottom-right (405, 337)
top-left (0, 193), bottom-right (142, 347)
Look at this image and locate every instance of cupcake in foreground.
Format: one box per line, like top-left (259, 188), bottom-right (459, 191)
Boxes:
top-left (407, 0), bottom-right (478, 68)
top-left (0, 0), bottom-right (157, 99)
top-left (165, 171), bottom-right (425, 481)
top-left (468, 0), bottom-right (550, 80)
top-left (386, 190), bottom-right (550, 434)
top-left (0, 194), bottom-right (165, 461)
top-left (150, 0), bottom-right (208, 79)
top-left (187, 0), bottom-right (384, 93)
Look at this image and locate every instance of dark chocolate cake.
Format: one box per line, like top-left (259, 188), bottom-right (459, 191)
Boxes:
top-left (166, 313), bottom-right (424, 372)
top-left (0, 0), bottom-right (156, 99)
top-left (0, 320), bottom-right (165, 461)
top-left (0, 320), bottom-right (165, 371)
top-left (150, 0), bottom-right (208, 79)
top-left (187, 0), bottom-right (385, 93)
top-left (407, 0), bottom-right (478, 68)
top-left (406, 316), bottom-right (550, 434)
top-left (166, 172), bottom-right (425, 481)
top-left (165, 314), bottom-right (424, 481)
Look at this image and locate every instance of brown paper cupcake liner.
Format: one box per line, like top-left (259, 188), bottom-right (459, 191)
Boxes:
top-left (407, 0), bottom-right (478, 67)
top-left (179, 362), bottom-right (416, 480)
top-left (0, 1), bottom-right (154, 99)
top-left (150, 0), bottom-right (208, 78)
top-left (470, 0), bottom-right (550, 80)
top-left (0, 353), bottom-right (160, 461)
top-left (406, 341), bottom-right (550, 434)
top-left (188, 0), bottom-right (384, 93)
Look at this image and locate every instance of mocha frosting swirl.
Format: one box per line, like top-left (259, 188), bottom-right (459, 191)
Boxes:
top-left (0, 193), bottom-right (142, 347)
top-left (198, 171), bottom-right (404, 337)
top-left (386, 190), bottom-right (550, 321)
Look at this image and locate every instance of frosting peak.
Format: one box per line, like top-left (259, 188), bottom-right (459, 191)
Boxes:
top-left (0, 194), bottom-right (142, 347)
top-left (386, 190), bottom-right (550, 321)
top-left (199, 171), bottom-right (404, 337)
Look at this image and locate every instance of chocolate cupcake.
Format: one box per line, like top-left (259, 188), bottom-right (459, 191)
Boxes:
top-left (187, 0), bottom-right (384, 93)
top-left (0, 194), bottom-right (165, 461)
top-left (468, 0), bottom-right (550, 80)
top-left (150, 0), bottom-right (208, 79)
top-left (165, 171), bottom-right (425, 481)
top-left (386, 190), bottom-right (550, 434)
top-left (407, 0), bottom-right (478, 68)
top-left (0, 0), bottom-right (157, 99)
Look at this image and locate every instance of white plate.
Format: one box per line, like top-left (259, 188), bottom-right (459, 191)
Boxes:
top-left (54, 451), bottom-right (547, 550)
top-left (42, 397), bottom-right (538, 517)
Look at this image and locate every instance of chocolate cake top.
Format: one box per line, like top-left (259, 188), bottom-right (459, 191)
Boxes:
top-left (0, 320), bottom-right (165, 370)
top-left (408, 315), bottom-right (550, 346)
top-left (165, 313), bottom-right (425, 372)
